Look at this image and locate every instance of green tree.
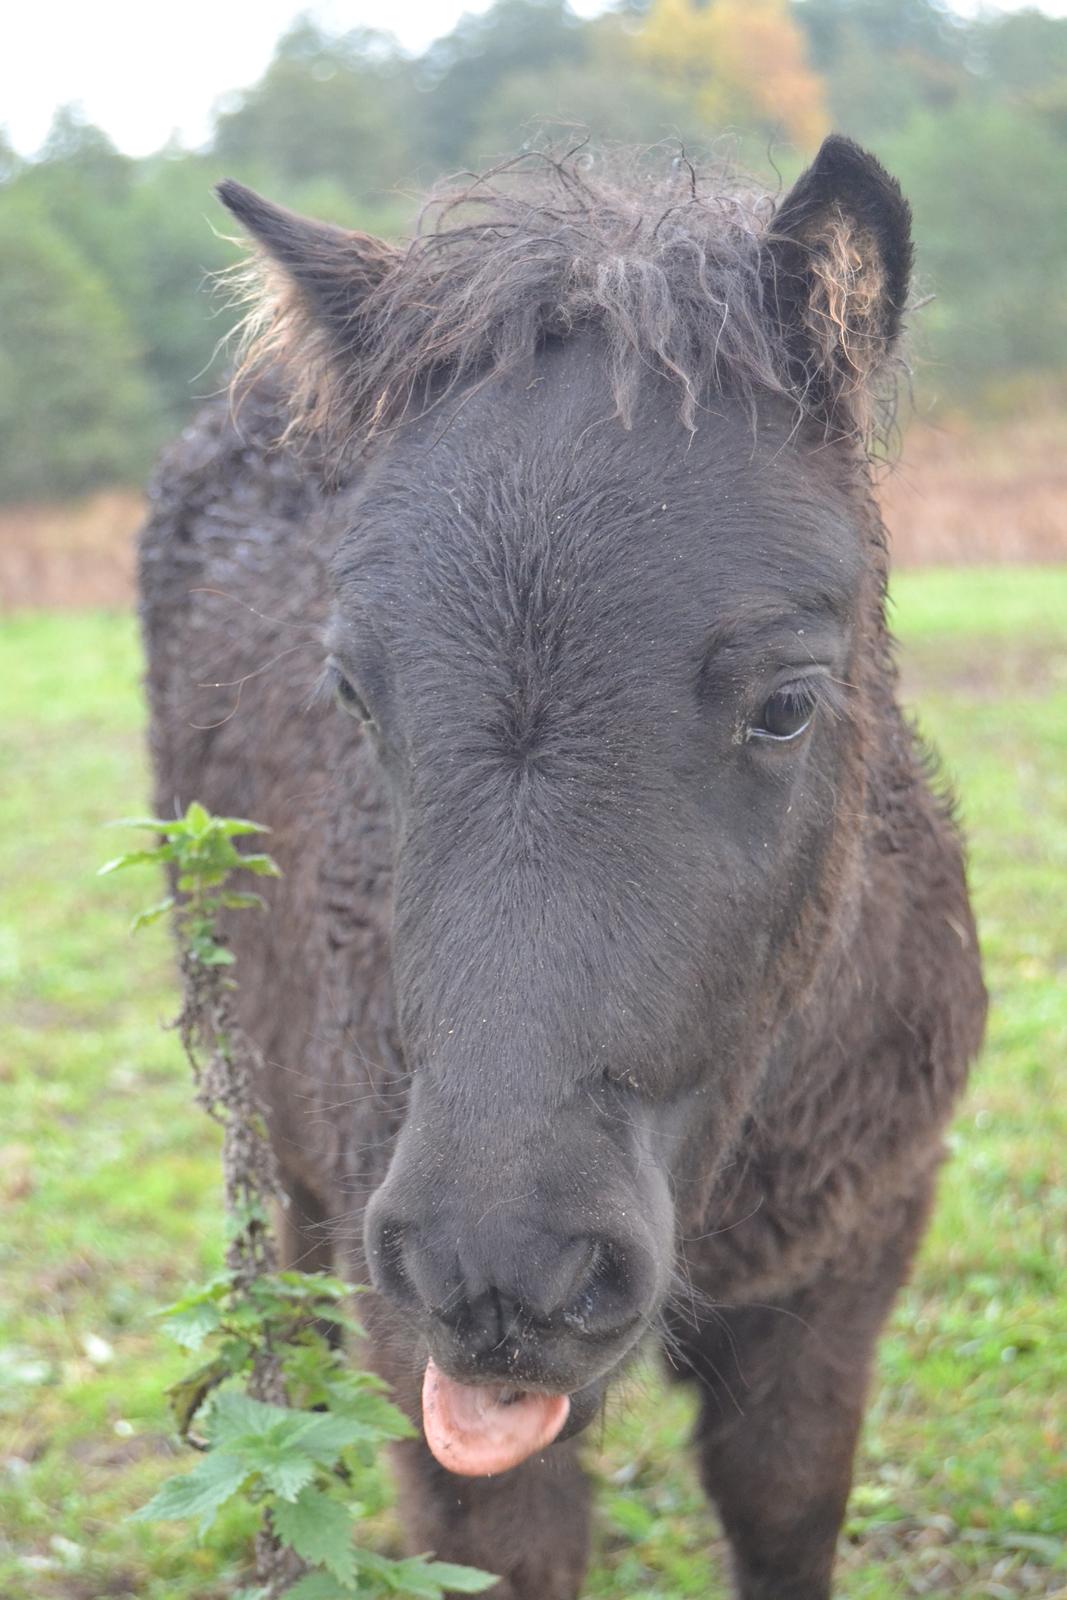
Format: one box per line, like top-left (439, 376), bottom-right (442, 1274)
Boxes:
top-left (0, 197), bottom-right (156, 498)
top-left (415, 0), bottom-right (586, 170)
top-left (976, 8), bottom-right (1067, 139)
top-left (469, 7), bottom-right (699, 158)
top-left (213, 19), bottom-right (414, 201)
top-left (7, 112), bottom-right (250, 432)
top-left (109, 154), bottom-right (239, 429)
top-left (882, 99), bottom-right (1067, 398)
top-left (1, 102), bottom-right (412, 457)
top-left (0, 128), bottom-right (22, 184)
top-left (12, 106), bottom-right (136, 282)
top-left (796, 0), bottom-right (970, 139)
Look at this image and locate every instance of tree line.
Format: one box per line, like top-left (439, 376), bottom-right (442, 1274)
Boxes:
top-left (2, 0), bottom-right (1066, 502)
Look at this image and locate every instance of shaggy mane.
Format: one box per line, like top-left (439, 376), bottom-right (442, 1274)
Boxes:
top-left (227, 147), bottom-right (904, 464)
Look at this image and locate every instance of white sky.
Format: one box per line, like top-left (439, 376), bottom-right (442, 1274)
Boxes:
top-left (3, 0), bottom-right (1066, 158)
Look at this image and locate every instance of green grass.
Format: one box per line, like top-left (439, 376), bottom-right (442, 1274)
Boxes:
top-left (1, 572), bottom-right (1065, 1599)
top-left (890, 566), bottom-right (1067, 643)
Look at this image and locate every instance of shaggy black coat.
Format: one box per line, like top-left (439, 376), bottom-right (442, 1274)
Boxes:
top-left (141, 139), bottom-right (986, 1599)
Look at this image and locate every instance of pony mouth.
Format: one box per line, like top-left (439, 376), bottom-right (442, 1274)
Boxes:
top-left (421, 1359), bottom-right (570, 1475)
top-left (420, 1360), bottom-right (609, 1475)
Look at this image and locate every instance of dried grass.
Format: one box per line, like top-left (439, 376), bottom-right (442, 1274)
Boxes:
top-left (883, 411), bottom-right (1067, 568)
top-left (0, 489), bottom-right (144, 611)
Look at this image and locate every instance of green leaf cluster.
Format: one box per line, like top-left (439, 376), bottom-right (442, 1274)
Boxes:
top-left (99, 800), bottom-right (280, 961)
top-left (0, 188), bottom-right (157, 500)
top-left (138, 1269), bottom-right (493, 1597)
top-left (102, 801), bottom-right (495, 1596)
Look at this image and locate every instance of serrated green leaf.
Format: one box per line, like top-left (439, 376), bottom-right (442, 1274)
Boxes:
top-left (216, 1335), bottom-right (254, 1373)
top-left (198, 836), bottom-right (244, 864)
top-left (273, 1272), bottom-right (358, 1301)
top-left (350, 1550), bottom-right (397, 1589)
top-left (130, 896), bottom-right (176, 932)
top-left (238, 853), bottom-right (282, 876)
top-left (99, 849), bottom-right (169, 875)
top-left (416, 1562), bottom-right (499, 1594)
top-left (198, 944), bottom-right (236, 966)
top-left (219, 891), bottom-right (267, 912)
top-left (131, 1449), bottom-right (248, 1533)
top-left (313, 1308), bottom-right (362, 1335)
top-left (373, 1556), bottom-right (498, 1598)
top-left (273, 1346), bottom-right (409, 1439)
top-left (208, 1392), bottom-right (388, 1484)
top-left (207, 1390), bottom-right (291, 1441)
top-left (270, 1487), bottom-right (357, 1584)
top-left (161, 1274), bottom-right (233, 1315)
top-left (216, 817), bottom-right (272, 836)
top-left (257, 1451), bottom-right (318, 1501)
top-left (329, 1384), bottom-right (416, 1440)
top-left (284, 1410), bottom-right (391, 1460)
top-left (210, 1393), bottom-right (352, 1455)
top-left (162, 1300), bottom-right (222, 1351)
top-left (184, 800), bottom-right (211, 833)
top-left (107, 815), bottom-right (174, 831)
top-left (178, 869), bottom-right (229, 891)
top-left (351, 1550), bottom-right (496, 1598)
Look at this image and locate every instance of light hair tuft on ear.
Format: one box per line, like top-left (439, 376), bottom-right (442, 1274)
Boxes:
top-left (797, 212), bottom-right (892, 446)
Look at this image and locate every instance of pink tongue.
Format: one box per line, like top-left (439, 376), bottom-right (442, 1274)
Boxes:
top-left (421, 1359), bottom-right (570, 1476)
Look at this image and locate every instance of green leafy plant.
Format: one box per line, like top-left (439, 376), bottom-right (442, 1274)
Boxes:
top-left (101, 802), bottom-right (494, 1599)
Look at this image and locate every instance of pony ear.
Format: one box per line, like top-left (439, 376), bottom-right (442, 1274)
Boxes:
top-left (216, 180), bottom-right (397, 346)
top-left (765, 136), bottom-right (912, 428)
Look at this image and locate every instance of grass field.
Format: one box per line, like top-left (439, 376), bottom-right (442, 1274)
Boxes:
top-left (1, 570), bottom-right (1065, 1599)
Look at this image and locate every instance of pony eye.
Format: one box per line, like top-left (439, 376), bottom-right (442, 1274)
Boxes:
top-left (750, 684), bottom-right (817, 743)
top-left (332, 667), bottom-right (372, 724)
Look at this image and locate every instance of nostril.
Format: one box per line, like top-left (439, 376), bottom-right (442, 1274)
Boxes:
top-left (366, 1216), bottom-right (418, 1308)
top-left (561, 1237), bottom-right (643, 1339)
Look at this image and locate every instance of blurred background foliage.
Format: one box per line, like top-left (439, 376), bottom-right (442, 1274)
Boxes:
top-left (2, 0), bottom-right (1067, 503)
top-left (2, 11), bottom-right (1066, 1596)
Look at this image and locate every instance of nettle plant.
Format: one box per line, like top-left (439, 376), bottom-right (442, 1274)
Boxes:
top-left (101, 802), bottom-right (494, 1600)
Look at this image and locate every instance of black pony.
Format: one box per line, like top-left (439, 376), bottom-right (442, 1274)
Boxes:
top-left (140, 138), bottom-right (985, 1598)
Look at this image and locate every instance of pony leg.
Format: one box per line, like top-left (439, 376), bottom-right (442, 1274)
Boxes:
top-left (689, 1190), bottom-right (932, 1600)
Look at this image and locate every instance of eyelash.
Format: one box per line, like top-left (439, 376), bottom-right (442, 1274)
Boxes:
top-left (746, 673), bottom-right (848, 744)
